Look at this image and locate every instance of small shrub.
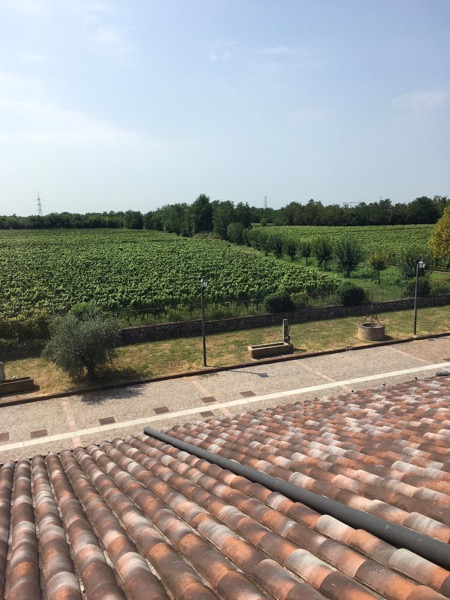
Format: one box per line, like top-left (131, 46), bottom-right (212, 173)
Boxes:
top-left (0, 338), bottom-right (44, 360)
top-left (429, 281), bottom-right (450, 296)
top-left (403, 277), bottom-right (431, 298)
top-left (353, 265), bottom-right (375, 280)
top-left (381, 269), bottom-right (404, 286)
top-left (290, 291), bottom-right (309, 309)
top-left (264, 292), bottom-right (295, 313)
top-left (209, 306), bottom-right (230, 319)
top-left (338, 283), bottom-right (368, 306)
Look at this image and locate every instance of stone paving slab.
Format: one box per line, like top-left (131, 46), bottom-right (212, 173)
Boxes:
top-left (0, 336), bottom-right (448, 462)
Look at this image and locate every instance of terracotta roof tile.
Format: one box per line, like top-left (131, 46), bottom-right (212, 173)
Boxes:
top-left (388, 549), bottom-right (450, 594)
top-left (320, 570), bottom-right (381, 600)
top-left (8, 460), bottom-right (41, 600)
top-left (355, 560), bottom-right (418, 599)
top-left (1, 377), bottom-right (450, 597)
top-left (405, 587), bottom-right (450, 600)
top-left (348, 529), bottom-right (397, 566)
top-left (285, 548), bottom-right (334, 589)
top-left (253, 559), bottom-right (325, 600)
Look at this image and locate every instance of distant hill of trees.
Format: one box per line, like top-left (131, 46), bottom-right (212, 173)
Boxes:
top-left (1, 194), bottom-right (448, 236)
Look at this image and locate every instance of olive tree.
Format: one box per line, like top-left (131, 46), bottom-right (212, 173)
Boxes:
top-left (43, 304), bottom-right (120, 379)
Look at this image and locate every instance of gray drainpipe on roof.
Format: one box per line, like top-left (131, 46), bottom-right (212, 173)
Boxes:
top-left (144, 426), bottom-right (450, 571)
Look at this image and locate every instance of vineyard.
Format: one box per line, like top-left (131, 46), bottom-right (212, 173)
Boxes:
top-left (0, 229), bottom-right (339, 325)
top-left (254, 224), bottom-right (433, 261)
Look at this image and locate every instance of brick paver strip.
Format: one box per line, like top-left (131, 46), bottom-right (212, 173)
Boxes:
top-left (201, 396), bottom-right (217, 403)
top-left (30, 429), bottom-right (48, 439)
top-left (0, 433), bottom-right (9, 443)
top-left (240, 390), bottom-right (256, 397)
top-left (154, 406), bottom-right (170, 414)
top-left (99, 416), bottom-right (116, 426)
top-left (200, 411), bottom-right (214, 417)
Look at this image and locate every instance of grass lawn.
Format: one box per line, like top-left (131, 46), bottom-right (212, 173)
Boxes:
top-left (4, 305), bottom-right (449, 398)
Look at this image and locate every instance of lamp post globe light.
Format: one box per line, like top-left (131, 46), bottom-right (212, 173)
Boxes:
top-left (413, 259), bottom-right (425, 336)
top-left (200, 276), bottom-right (207, 367)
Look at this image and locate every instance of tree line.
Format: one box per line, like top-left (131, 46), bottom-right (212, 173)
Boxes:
top-left (1, 194), bottom-right (448, 233)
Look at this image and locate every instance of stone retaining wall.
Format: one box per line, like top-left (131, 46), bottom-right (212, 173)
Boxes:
top-left (120, 294), bottom-right (450, 344)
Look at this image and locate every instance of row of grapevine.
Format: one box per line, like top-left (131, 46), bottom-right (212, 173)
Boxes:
top-left (0, 229), bottom-right (339, 324)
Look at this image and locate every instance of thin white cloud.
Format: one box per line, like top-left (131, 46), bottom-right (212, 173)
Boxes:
top-left (6, 0), bottom-right (104, 18)
top-left (0, 71), bottom-right (139, 145)
top-left (22, 53), bottom-right (45, 62)
top-left (3, 0), bottom-right (51, 14)
top-left (7, 0), bottom-right (133, 65)
top-left (261, 46), bottom-right (299, 56)
top-left (392, 90), bottom-right (450, 113)
top-left (0, 71), bottom-right (41, 99)
top-left (92, 25), bottom-right (133, 61)
top-left (209, 52), bottom-right (231, 62)
top-left (259, 46), bottom-right (326, 69)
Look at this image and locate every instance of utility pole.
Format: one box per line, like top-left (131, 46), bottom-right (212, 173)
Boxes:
top-left (264, 196), bottom-right (268, 210)
top-left (37, 194), bottom-right (42, 217)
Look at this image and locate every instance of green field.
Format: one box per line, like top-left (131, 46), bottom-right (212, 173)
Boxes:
top-left (0, 229), bottom-right (339, 322)
top-left (259, 224), bottom-right (433, 261)
top-left (0, 224), bottom-right (443, 334)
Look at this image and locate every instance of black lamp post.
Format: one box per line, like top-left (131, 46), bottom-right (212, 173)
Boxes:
top-left (200, 275), bottom-right (207, 366)
top-left (413, 259), bottom-right (425, 335)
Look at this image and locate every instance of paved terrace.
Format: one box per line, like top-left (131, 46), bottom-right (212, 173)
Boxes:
top-left (0, 336), bottom-right (449, 462)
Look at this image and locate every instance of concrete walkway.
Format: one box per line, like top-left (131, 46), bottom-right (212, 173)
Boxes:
top-left (0, 336), bottom-right (449, 462)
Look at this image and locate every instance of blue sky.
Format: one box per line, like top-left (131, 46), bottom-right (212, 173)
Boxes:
top-left (1, 0), bottom-right (449, 216)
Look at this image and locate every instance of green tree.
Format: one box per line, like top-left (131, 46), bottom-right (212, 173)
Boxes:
top-left (312, 236), bottom-right (333, 269)
top-left (226, 222), bottom-right (245, 244)
top-left (398, 246), bottom-right (430, 279)
top-left (284, 241), bottom-right (297, 261)
top-left (191, 194), bottom-right (213, 234)
top-left (155, 203), bottom-right (192, 236)
top-left (271, 237), bottom-right (283, 259)
top-left (43, 304), bottom-right (120, 379)
top-left (124, 210), bottom-right (143, 229)
top-left (212, 200), bottom-right (235, 239)
top-left (429, 205), bottom-right (450, 265)
top-left (298, 239), bottom-right (312, 265)
top-left (367, 251), bottom-right (389, 284)
top-left (234, 202), bottom-right (252, 228)
top-left (334, 236), bottom-right (363, 277)
top-left (406, 196), bottom-right (439, 224)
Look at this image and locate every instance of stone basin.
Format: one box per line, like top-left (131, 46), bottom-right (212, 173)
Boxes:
top-left (248, 342), bottom-right (294, 359)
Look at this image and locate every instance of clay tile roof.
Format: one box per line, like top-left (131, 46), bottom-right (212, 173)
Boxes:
top-left (0, 377), bottom-right (450, 598)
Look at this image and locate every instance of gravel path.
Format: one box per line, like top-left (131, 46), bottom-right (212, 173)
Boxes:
top-left (0, 336), bottom-right (449, 462)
